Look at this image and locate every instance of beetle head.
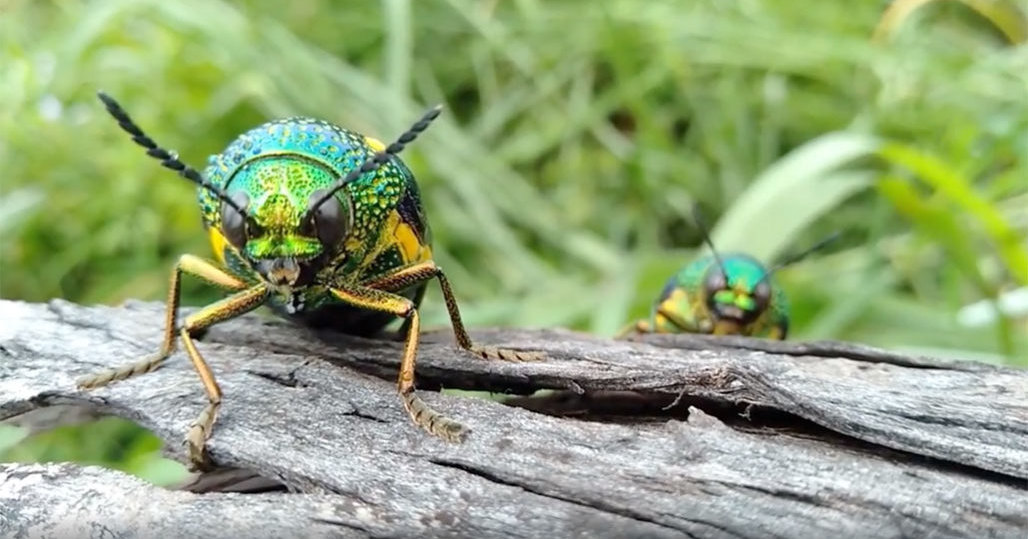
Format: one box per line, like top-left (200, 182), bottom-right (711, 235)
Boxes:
top-left (702, 254), bottom-right (773, 329)
top-left (220, 157), bottom-right (353, 287)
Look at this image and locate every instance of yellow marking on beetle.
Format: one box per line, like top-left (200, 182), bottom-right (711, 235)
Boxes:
top-left (654, 287), bottom-right (717, 334)
top-left (657, 306), bottom-right (699, 334)
top-left (344, 235), bottom-right (364, 257)
top-left (364, 136), bottom-right (387, 153)
top-left (392, 217), bottom-right (432, 264)
top-left (351, 210), bottom-right (430, 271)
top-left (653, 313), bottom-right (670, 332)
top-left (663, 288), bottom-right (688, 305)
top-left (208, 227), bottom-right (230, 266)
top-left (655, 289), bottom-right (690, 327)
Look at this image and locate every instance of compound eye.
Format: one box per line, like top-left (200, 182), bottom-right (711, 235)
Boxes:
top-left (704, 270), bottom-right (727, 295)
top-left (221, 191), bottom-right (251, 249)
top-left (306, 189), bottom-right (351, 249)
top-left (754, 281), bottom-right (772, 307)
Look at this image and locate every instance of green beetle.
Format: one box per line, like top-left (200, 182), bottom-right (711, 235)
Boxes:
top-left (620, 213), bottom-right (837, 340)
top-left (78, 92), bottom-right (544, 469)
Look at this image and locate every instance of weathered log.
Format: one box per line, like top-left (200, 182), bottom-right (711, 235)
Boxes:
top-left (1, 298), bottom-right (1026, 538)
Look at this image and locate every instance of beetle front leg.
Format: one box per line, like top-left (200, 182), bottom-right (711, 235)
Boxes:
top-left (76, 253), bottom-right (265, 470)
top-left (614, 302), bottom-right (662, 339)
top-left (330, 285), bottom-right (467, 443)
top-left (390, 282), bottom-right (426, 342)
top-left (364, 262), bottom-right (545, 362)
top-left (77, 254), bottom-right (249, 389)
top-left (176, 284), bottom-right (268, 469)
top-left (614, 319), bottom-right (653, 339)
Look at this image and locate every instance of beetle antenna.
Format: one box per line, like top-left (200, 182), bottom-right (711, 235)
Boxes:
top-left (304, 104), bottom-right (443, 222)
top-left (692, 203), bottom-right (730, 284)
top-left (96, 91), bottom-right (247, 217)
top-left (759, 231), bottom-right (841, 283)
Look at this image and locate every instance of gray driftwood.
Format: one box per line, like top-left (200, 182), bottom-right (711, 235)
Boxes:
top-left (1, 298), bottom-right (1027, 539)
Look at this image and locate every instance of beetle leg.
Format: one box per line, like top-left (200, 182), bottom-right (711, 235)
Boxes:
top-left (613, 319), bottom-right (652, 339)
top-left (435, 270), bottom-right (547, 361)
top-left (177, 284), bottom-right (268, 469)
top-left (330, 285), bottom-right (467, 443)
top-left (76, 253), bottom-right (263, 470)
top-left (390, 282), bottom-right (427, 341)
top-left (77, 254), bottom-right (249, 389)
top-left (364, 262), bottom-right (546, 362)
top-left (769, 317), bottom-right (789, 340)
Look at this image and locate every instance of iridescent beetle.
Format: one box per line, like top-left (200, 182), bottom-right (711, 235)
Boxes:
top-left (78, 92), bottom-right (544, 469)
top-left (618, 210), bottom-right (838, 340)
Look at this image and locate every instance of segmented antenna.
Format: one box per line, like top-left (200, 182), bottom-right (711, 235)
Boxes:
top-left (759, 231), bottom-right (841, 283)
top-left (96, 91), bottom-right (248, 217)
top-left (303, 105), bottom-right (444, 223)
top-left (692, 203), bottom-right (731, 285)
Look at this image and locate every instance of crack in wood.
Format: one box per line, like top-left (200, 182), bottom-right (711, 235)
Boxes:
top-left (426, 456), bottom-right (716, 538)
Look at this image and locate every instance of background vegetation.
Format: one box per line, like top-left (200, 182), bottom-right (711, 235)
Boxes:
top-left (2, 0), bottom-right (1026, 486)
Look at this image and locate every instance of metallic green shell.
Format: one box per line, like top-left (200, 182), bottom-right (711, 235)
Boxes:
top-left (649, 253), bottom-right (789, 339)
top-left (200, 117), bottom-right (427, 241)
top-left (197, 117), bottom-right (432, 335)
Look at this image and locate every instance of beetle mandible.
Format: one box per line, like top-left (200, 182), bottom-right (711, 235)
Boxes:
top-left (78, 92), bottom-right (544, 469)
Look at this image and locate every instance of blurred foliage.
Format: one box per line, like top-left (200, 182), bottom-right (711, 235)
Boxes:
top-left (0, 420), bottom-right (186, 487)
top-left (2, 0), bottom-right (1027, 484)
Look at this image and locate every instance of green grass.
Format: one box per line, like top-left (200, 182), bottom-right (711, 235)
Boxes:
top-left (2, 0), bottom-right (1026, 484)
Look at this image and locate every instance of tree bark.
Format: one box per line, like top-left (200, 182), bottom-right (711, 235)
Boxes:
top-left (1, 299), bottom-right (1026, 538)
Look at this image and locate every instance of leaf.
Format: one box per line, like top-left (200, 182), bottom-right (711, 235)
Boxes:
top-left (711, 132), bottom-right (879, 262)
top-left (878, 142), bottom-right (1028, 286)
top-left (873, 0), bottom-right (1028, 45)
top-left (876, 175), bottom-right (991, 291)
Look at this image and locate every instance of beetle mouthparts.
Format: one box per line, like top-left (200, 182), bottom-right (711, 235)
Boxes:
top-left (258, 258), bottom-right (300, 286)
top-left (714, 304), bottom-right (747, 321)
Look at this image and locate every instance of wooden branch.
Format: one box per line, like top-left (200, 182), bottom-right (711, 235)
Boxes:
top-left (2, 299), bottom-right (1027, 538)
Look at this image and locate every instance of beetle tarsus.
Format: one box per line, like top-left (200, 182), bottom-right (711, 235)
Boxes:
top-left (184, 401), bottom-right (220, 470)
top-left (469, 345), bottom-right (544, 362)
top-left (402, 389), bottom-right (468, 443)
top-left (76, 353), bottom-right (169, 389)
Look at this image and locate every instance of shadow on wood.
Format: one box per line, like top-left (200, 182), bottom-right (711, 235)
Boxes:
top-left (1, 299), bottom-right (1027, 538)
